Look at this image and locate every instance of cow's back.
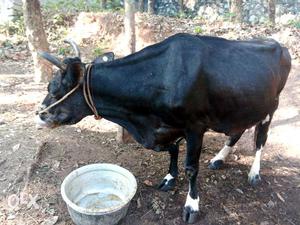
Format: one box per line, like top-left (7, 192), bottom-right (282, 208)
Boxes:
top-left (178, 36), bottom-right (291, 133)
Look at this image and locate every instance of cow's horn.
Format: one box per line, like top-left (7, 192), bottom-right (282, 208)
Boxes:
top-left (64, 39), bottom-right (81, 58)
top-left (38, 51), bottom-right (66, 70)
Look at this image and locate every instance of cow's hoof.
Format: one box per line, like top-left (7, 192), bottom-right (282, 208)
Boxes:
top-left (208, 160), bottom-right (224, 170)
top-left (158, 178), bottom-right (176, 191)
top-left (248, 174), bottom-right (261, 186)
top-left (183, 206), bottom-right (199, 224)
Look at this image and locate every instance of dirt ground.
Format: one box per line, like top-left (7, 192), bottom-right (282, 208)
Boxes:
top-left (0, 43), bottom-right (300, 225)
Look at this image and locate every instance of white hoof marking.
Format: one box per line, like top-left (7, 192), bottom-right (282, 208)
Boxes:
top-left (164, 173), bottom-right (174, 181)
top-left (163, 173), bottom-right (174, 185)
top-left (211, 145), bottom-right (232, 163)
top-left (164, 173), bottom-right (175, 185)
top-left (248, 148), bottom-right (262, 179)
top-left (184, 193), bottom-right (199, 211)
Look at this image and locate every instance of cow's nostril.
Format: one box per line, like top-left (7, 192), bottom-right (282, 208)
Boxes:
top-left (35, 104), bottom-right (48, 115)
top-left (38, 112), bottom-right (49, 120)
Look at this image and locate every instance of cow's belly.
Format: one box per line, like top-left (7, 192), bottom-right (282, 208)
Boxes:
top-left (209, 120), bottom-right (256, 136)
top-left (207, 105), bottom-right (276, 136)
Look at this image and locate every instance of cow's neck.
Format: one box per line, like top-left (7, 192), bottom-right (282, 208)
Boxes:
top-left (88, 46), bottom-right (169, 118)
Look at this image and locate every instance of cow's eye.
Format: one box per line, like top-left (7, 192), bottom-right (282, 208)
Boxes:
top-left (48, 81), bottom-right (60, 96)
top-left (47, 74), bottom-right (63, 97)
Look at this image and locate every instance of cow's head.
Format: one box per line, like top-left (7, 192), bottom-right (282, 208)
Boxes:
top-left (35, 40), bottom-right (114, 128)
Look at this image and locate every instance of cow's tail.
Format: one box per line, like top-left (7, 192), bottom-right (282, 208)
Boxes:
top-left (277, 46), bottom-right (292, 95)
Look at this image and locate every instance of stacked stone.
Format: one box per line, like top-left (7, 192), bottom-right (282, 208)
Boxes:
top-left (196, 1), bottom-right (229, 22)
top-left (1, 0), bottom-right (300, 24)
top-left (153, 0), bottom-right (300, 24)
top-left (243, 0), bottom-right (269, 24)
top-left (155, 0), bottom-right (180, 17)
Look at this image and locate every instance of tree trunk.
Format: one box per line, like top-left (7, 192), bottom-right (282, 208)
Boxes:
top-left (22, 0), bottom-right (52, 83)
top-left (124, 0), bottom-right (136, 55)
top-left (148, 0), bottom-right (155, 14)
top-left (101, 0), bottom-right (107, 9)
top-left (179, 0), bottom-right (184, 14)
top-left (230, 0), bottom-right (243, 23)
top-left (137, 0), bottom-right (144, 12)
top-left (268, 0), bottom-right (276, 25)
top-left (117, 0), bottom-right (136, 143)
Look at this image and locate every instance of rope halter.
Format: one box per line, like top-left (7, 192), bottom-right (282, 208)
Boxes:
top-left (38, 64), bottom-right (102, 120)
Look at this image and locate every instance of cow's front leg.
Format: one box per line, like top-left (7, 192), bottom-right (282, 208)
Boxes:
top-left (158, 139), bottom-right (182, 191)
top-left (183, 130), bottom-right (204, 224)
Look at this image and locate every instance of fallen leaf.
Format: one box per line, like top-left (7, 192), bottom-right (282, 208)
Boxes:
top-left (267, 200), bottom-right (275, 208)
top-left (143, 180), bottom-right (153, 186)
top-left (137, 197), bottom-right (142, 208)
top-left (223, 205), bottom-right (230, 215)
top-left (276, 192), bottom-right (285, 202)
top-left (41, 216), bottom-right (59, 225)
top-left (7, 214), bottom-right (16, 220)
top-left (232, 154), bottom-right (239, 161)
top-left (0, 159), bottom-right (6, 166)
top-left (235, 188), bottom-right (244, 194)
top-left (52, 161), bottom-right (60, 170)
top-left (12, 144), bottom-right (20, 152)
top-left (0, 119), bottom-right (5, 125)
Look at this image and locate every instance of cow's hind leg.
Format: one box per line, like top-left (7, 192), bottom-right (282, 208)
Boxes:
top-left (158, 138), bottom-right (182, 191)
top-left (183, 129), bottom-right (205, 224)
top-left (208, 132), bottom-right (244, 170)
top-left (248, 114), bottom-right (273, 186)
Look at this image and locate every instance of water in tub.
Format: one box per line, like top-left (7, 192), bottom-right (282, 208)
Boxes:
top-left (75, 188), bottom-right (125, 210)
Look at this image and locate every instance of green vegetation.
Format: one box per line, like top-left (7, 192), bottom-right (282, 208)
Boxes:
top-left (43, 0), bottom-right (123, 13)
top-left (223, 12), bottom-right (236, 22)
top-left (93, 47), bottom-right (104, 57)
top-left (58, 47), bottom-right (71, 56)
top-left (0, 3), bottom-right (25, 37)
top-left (176, 12), bottom-right (187, 19)
top-left (1, 39), bottom-right (13, 48)
top-left (194, 26), bottom-right (203, 34)
top-left (288, 19), bottom-right (300, 29)
top-left (0, 13), bottom-right (25, 36)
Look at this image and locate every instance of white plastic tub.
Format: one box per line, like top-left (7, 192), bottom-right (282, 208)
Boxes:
top-left (61, 163), bottom-right (137, 225)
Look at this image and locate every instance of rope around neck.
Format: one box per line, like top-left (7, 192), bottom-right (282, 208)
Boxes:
top-left (83, 64), bottom-right (101, 120)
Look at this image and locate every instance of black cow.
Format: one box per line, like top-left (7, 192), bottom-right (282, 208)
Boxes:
top-left (36, 34), bottom-right (291, 223)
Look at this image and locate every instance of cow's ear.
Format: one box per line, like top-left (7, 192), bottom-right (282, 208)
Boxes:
top-left (73, 62), bottom-right (84, 82)
top-left (93, 52), bottom-right (115, 64)
top-left (63, 59), bottom-right (84, 86)
top-left (102, 52), bottom-right (114, 62)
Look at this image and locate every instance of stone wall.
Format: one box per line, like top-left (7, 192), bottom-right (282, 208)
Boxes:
top-left (155, 0), bottom-right (300, 24)
top-left (1, 0), bottom-right (300, 25)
